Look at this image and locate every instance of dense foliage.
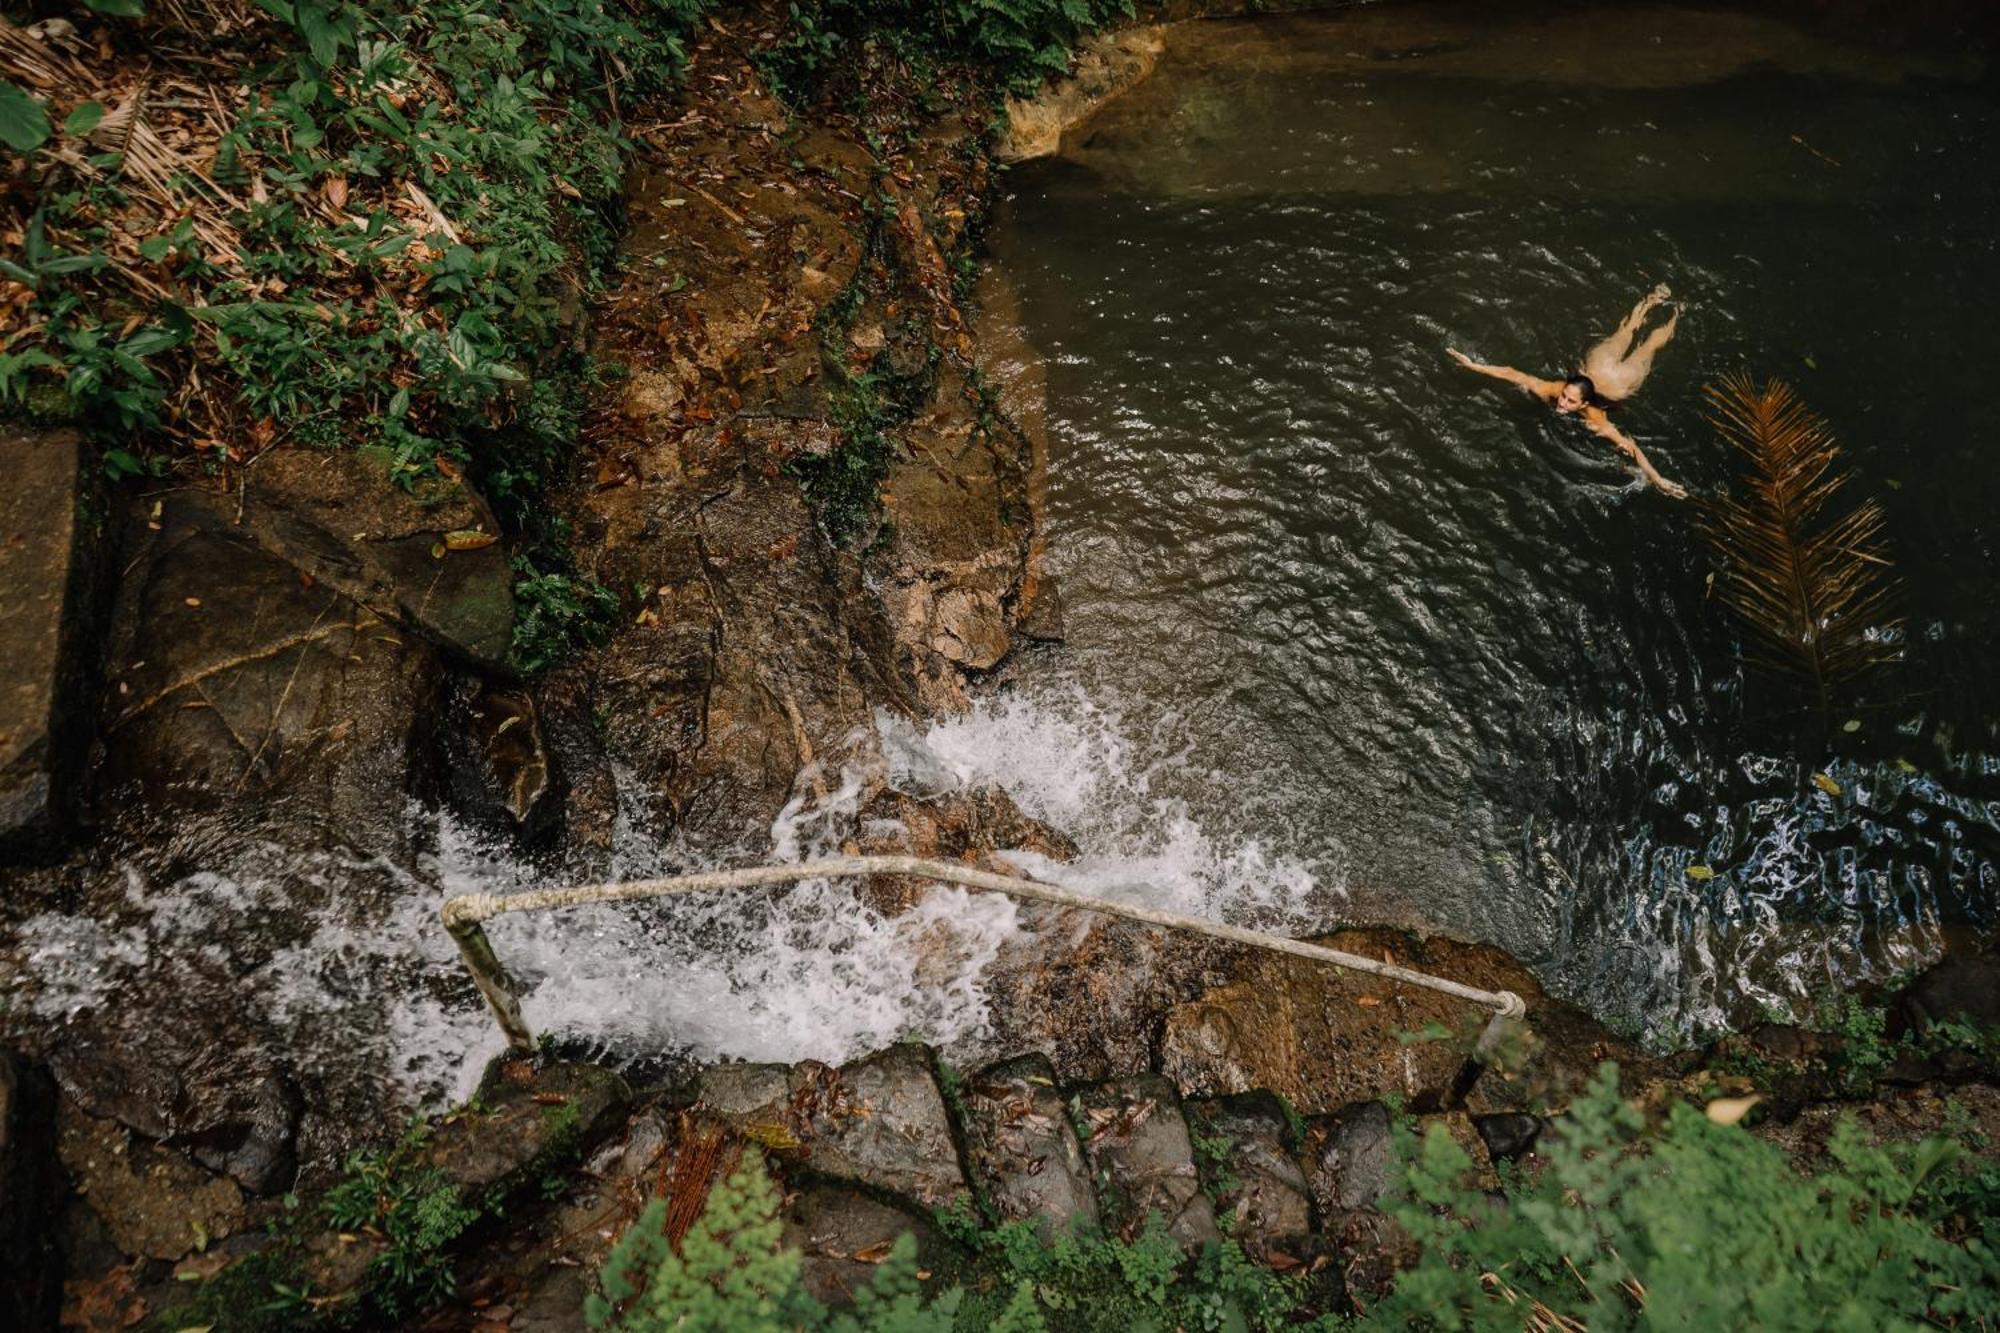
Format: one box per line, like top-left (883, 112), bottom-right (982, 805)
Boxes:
top-left (1363, 1064), bottom-right (2000, 1331)
top-left (2, 0), bottom-right (702, 472)
top-left (761, 0), bottom-right (1133, 100)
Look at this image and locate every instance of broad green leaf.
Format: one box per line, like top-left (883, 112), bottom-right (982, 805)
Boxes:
top-left (0, 79), bottom-right (51, 154)
top-left (64, 101), bottom-right (107, 138)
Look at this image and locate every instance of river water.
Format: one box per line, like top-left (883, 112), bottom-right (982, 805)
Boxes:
top-left (977, 4), bottom-right (2000, 1042)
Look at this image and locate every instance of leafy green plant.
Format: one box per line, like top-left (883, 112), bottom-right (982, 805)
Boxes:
top-left (322, 1122), bottom-right (483, 1315)
top-left (1362, 1063), bottom-right (2000, 1330)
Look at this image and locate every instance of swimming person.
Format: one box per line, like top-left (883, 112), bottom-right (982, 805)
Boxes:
top-left (1447, 284), bottom-right (1688, 499)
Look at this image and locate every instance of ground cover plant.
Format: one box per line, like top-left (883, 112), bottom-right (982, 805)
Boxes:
top-left (1363, 1063), bottom-right (2000, 1330)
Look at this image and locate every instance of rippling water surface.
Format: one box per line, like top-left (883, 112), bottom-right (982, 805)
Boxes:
top-left (986, 4), bottom-right (2000, 1040)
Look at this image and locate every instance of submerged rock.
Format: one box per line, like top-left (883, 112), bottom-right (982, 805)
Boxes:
top-left (0, 426), bottom-right (105, 857)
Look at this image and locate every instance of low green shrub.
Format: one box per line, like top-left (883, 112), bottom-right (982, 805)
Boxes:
top-left (1363, 1063), bottom-right (2000, 1331)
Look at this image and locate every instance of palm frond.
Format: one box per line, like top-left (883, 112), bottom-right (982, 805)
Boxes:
top-left (1697, 373), bottom-right (1900, 709)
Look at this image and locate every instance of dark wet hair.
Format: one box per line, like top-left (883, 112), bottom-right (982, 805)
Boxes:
top-left (1563, 374), bottom-right (1599, 401)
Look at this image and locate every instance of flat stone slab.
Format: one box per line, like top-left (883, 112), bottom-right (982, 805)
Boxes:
top-left (0, 426), bottom-right (96, 853)
top-left (1186, 1092), bottom-right (1311, 1255)
top-left (1074, 1074), bottom-right (1217, 1251)
top-left (961, 1053), bottom-right (1098, 1238)
top-left (696, 1045), bottom-right (968, 1209)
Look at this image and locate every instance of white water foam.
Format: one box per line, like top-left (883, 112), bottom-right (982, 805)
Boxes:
top-left (4, 691), bottom-right (1337, 1112)
top-left (905, 688), bottom-right (1337, 924)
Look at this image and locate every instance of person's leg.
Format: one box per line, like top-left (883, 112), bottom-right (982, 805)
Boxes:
top-left (1604, 307), bottom-right (1680, 397)
top-left (1580, 285), bottom-right (1674, 398)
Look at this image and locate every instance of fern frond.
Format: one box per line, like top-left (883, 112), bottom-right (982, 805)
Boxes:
top-left (1697, 373), bottom-right (1900, 710)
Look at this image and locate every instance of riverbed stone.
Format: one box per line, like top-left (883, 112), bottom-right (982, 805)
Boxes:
top-left (1074, 1074), bottom-right (1218, 1250)
top-left (446, 1060), bottom-right (633, 1193)
top-left (49, 1035), bottom-right (300, 1196)
top-left (1185, 1092), bottom-right (1312, 1256)
top-left (57, 1097), bottom-right (246, 1262)
top-left (960, 1053), bottom-right (1098, 1237)
top-left (697, 1047), bottom-right (968, 1208)
top-left (1, 1050), bottom-right (63, 1331)
top-left (782, 1182), bottom-right (944, 1308)
top-left (1301, 1101), bottom-right (1394, 1215)
top-left (0, 425), bottom-right (102, 857)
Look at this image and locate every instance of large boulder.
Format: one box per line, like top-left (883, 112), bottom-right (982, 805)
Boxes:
top-left (94, 488), bottom-right (439, 836)
top-left (236, 449), bottom-right (516, 671)
top-left (0, 426), bottom-right (105, 856)
top-left (1073, 1075), bottom-right (1218, 1251)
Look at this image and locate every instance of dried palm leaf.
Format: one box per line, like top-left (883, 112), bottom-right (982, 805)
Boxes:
top-left (1698, 373), bottom-right (1900, 710)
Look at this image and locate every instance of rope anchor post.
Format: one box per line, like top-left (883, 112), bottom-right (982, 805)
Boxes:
top-left (444, 902), bottom-right (537, 1053)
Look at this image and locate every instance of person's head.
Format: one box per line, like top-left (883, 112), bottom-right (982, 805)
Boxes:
top-left (1555, 375), bottom-right (1596, 414)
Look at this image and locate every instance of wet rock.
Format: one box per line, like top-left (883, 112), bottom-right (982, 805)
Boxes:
top-left (698, 1047), bottom-right (969, 1208)
top-left (96, 489), bottom-right (439, 838)
top-left (929, 586), bottom-right (1011, 670)
top-left (447, 1060), bottom-right (633, 1193)
top-left (1301, 1101), bottom-right (1393, 1215)
top-left (960, 1053), bottom-right (1098, 1238)
top-left (0, 425), bottom-right (103, 857)
top-left (49, 1038), bottom-right (299, 1196)
top-left (782, 1183), bottom-right (943, 1308)
top-left (1016, 573), bottom-right (1066, 644)
top-left (57, 1097), bottom-right (245, 1262)
top-left (238, 448), bottom-right (515, 670)
top-left (442, 683), bottom-right (559, 839)
top-left (1074, 1075), bottom-right (1218, 1250)
top-left (1473, 1112), bottom-right (1543, 1164)
top-left (999, 27), bottom-right (1167, 161)
top-left (1, 1050), bottom-right (63, 1331)
top-left (1898, 955), bottom-right (2000, 1044)
top-left (1185, 1092), bottom-right (1312, 1257)
top-left (1158, 930), bottom-right (1657, 1115)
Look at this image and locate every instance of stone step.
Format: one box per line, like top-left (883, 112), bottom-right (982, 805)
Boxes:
top-left (958, 1052), bottom-right (1098, 1238)
top-left (1072, 1073), bottom-right (1219, 1251)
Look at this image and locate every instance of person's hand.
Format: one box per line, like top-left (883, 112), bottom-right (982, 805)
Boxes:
top-left (1446, 347), bottom-right (1475, 368)
top-left (1657, 477), bottom-right (1690, 501)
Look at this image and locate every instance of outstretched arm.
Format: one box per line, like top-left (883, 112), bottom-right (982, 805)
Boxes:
top-left (1586, 413), bottom-right (1688, 500)
top-left (1447, 347), bottom-right (1559, 398)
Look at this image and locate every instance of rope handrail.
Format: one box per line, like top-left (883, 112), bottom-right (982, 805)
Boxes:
top-left (439, 855), bottom-right (1527, 1089)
